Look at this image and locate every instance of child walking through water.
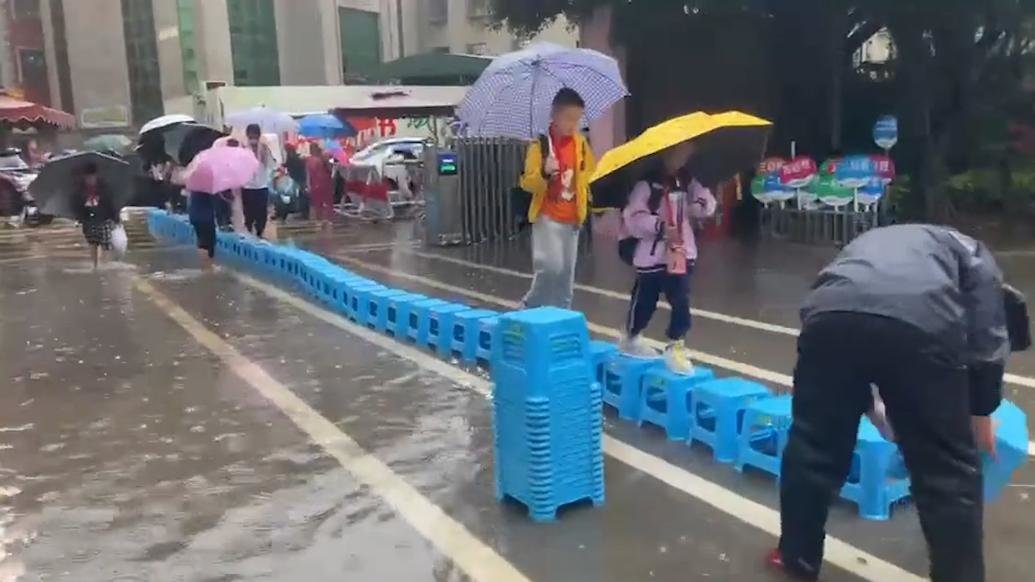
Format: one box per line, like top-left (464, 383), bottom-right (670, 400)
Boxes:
top-left (620, 142), bottom-right (716, 374)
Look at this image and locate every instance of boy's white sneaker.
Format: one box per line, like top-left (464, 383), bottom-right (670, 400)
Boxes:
top-left (620, 334), bottom-right (657, 359)
top-left (664, 340), bottom-right (695, 376)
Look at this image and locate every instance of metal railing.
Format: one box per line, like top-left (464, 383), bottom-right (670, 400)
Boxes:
top-left (761, 202), bottom-right (890, 246)
top-left (454, 137), bottom-right (526, 244)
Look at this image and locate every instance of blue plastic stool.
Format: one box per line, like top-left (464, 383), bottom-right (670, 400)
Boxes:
top-left (426, 303), bottom-right (471, 351)
top-left (446, 309), bottom-right (498, 364)
top-left (475, 316), bottom-right (500, 365)
top-left (638, 367), bottom-right (715, 441)
top-left (348, 283), bottom-right (387, 324)
top-left (588, 341), bottom-right (619, 384)
top-left (840, 418), bottom-right (911, 520)
top-left (688, 378), bottom-right (771, 463)
top-left (365, 288), bottom-right (408, 331)
top-left (409, 299), bottom-right (450, 344)
top-left (380, 292), bottom-right (424, 336)
top-left (602, 355), bottom-right (663, 422)
top-left (984, 400), bottom-right (1030, 501)
top-left (384, 293), bottom-right (427, 338)
top-left (735, 395), bottom-right (793, 477)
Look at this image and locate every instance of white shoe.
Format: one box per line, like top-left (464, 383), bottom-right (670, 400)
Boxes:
top-left (664, 340), bottom-right (695, 376)
top-left (620, 335), bottom-right (657, 358)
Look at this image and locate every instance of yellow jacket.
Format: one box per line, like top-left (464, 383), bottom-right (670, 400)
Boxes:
top-left (519, 133), bottom-right (597, 224)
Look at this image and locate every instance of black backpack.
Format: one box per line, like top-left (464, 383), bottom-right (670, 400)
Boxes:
top-left (617, 183), bottom-right (666, 266)
top-left (511, 135), bottom-right (587, 228)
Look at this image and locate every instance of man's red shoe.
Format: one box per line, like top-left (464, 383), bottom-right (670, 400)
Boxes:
top-left (766, 548), bottom-right (819, 581)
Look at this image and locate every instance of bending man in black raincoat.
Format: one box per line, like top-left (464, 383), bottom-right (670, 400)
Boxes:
top-left (770, 224), bottom-right (1029, 582)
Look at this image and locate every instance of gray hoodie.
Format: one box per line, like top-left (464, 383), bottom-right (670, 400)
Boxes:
top-left (802, 224), bottom-right (1009, 413)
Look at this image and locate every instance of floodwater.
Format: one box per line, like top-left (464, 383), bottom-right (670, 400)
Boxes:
top-left (1, 215), bottom-right (1033, 581)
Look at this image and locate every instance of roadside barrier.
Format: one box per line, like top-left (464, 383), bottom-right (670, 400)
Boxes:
top-left (148, 209), bottom-right (1029, 520)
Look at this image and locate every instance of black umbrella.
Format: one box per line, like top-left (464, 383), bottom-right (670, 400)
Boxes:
top-left (163, 123), bottom-right (225, 166)
top-left (29, 152), bottom-right (133, 219)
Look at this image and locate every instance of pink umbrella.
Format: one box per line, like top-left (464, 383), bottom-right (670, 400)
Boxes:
top-left (185, 146), bottom-right (260, 194)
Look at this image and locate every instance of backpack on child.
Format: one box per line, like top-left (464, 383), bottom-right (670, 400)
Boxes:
top-left (616, 183), bottom-right (666, 266)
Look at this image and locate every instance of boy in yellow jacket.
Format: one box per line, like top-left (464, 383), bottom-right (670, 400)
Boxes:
top-left (519, 88), bottom-right (596, 309)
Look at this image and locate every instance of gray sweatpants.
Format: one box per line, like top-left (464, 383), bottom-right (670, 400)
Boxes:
top-left (522, 216), bottom-right (580, 309)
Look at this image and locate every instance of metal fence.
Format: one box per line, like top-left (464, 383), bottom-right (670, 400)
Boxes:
top-left (454, 137), bottom-right (526, 244)
top-left (761, 203), bottom-right (890, 246)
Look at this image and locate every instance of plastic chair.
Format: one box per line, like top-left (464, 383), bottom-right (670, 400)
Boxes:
top-left (602, 355), bottom-right (663, 422)
top-left (447, 309), bottom-right (498, 364)
top-left (385, 293), bottom-right (428, 338)
top-left (735, 395), bottom-right (793, 477)
top-left (637, 367), bottom-right (715, 441)
top-left (588, 341), bottom-right (619, 384)
top-left (839, 417), bottom-right (911, 520)
top-left (688, 378), bottom-right (771, 463)
top-left (409, 299), bottom-right (451, 345)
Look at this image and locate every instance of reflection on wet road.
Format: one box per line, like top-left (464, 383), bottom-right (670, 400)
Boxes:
top-left (1, 215), bottom-right (1033, 581)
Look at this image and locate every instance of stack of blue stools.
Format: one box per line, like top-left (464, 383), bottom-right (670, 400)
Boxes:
top-left (491, 308), bottom-right (605, 522)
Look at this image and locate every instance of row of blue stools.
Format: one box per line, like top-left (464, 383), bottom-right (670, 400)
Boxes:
top-left (589, 348), bottom-right (910, 520)
top-left (148, 209), bottom-right (1026, 522)
top-left (149, 210), bottom-right (502, 366)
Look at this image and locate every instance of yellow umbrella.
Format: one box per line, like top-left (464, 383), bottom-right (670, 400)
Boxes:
top-left (590, 111), bottom-right (772, 209)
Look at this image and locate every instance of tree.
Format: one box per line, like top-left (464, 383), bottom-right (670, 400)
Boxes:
top-left (490, 0), bottom-right (1035, 218)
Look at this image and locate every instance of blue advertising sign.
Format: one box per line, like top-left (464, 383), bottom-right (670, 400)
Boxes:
top-left (873, 115), bottom-right (898, 150)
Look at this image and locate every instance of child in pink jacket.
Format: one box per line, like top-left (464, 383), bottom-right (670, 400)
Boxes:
top-left (620, 142), bottom-right (716, 374)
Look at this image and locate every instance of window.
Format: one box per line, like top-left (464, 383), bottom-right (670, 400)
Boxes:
top-left (430, 46), bottom-right (450, 54)
top-left (227, 0), bottom-right (280, 86)
top-left (467, 0), bottom-right (489, 20)
top-left (176, 0), bottom-right (199, 94)
top-left (13, 0), bottom-right (40, 20)
top-left (50, 0), bottom-right (73, 112)
top-left (428, 0), bottom-right (447, 25)
top-left (466, 43), bottom-right (488, 56)
top-left (122, 0), bottom-right (164, 124)
top-left (339, 7), bottom-right (381, 81)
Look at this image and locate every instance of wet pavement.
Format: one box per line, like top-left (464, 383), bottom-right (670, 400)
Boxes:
top-left (1, 214), bottom-right (1034, 581)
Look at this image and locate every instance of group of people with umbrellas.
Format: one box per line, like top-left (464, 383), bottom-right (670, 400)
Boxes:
top-left (460, 41), bottom-right (1029, 582)
top-left (29, 107), bottom-right (355, 270)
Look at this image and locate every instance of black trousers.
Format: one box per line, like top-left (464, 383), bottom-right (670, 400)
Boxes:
top-left (214, 192), bottom-right (232, 228)
top-left (626, 268), bottom-right (692, 340)
top-left (779, 312), bottom-right (983, 582)
top-left (241, 187), bottom-right (269, 237)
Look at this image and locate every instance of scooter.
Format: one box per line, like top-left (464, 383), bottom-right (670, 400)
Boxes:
top-left (271, 174), bottom-right (299, 222)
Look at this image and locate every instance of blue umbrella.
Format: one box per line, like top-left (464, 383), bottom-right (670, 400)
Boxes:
top-left (457, 42), bottom-right (628, 139)
top-left (298, 114), bottom-right (356, 139)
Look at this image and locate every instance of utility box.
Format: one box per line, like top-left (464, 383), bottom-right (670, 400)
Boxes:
top-left (422, 144), bottom-right (464, 246)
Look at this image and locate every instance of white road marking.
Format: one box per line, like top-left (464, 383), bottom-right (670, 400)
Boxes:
top-left (134, 277), bottom-right (532, 582)
top-left (223, 269), bottom-right (925, 582)
top-left (378, 248), bottom-right (1035, 390)
top-left (333, 254), bottom-right (1035, 457)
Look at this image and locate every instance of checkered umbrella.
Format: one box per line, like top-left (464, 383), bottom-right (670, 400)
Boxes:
top-left (457, 42), bottom-right (628, 139)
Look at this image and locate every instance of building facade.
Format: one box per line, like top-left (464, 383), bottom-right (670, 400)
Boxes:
top-left (401, 0), bottom-right (577, 57)
top-left (1, 0), bottom-right (51, 105)
top-left (1, 0), bottom-right (402, 129)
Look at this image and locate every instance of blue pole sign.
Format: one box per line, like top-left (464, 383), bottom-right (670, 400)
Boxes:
top-left (873, 115), bottom-right (898, 151)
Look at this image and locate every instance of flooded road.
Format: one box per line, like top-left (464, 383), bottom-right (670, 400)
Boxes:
top-left (1, 216), bottom-right (1033, 581)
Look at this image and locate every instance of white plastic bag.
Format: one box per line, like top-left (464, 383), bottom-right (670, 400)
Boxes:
top-left (111, 223), bottom-right (128, 257)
